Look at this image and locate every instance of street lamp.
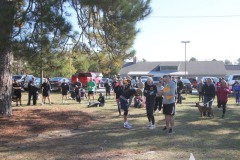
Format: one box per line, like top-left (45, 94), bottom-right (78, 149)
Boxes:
top-left (181, 41), bottom-right (190, 79)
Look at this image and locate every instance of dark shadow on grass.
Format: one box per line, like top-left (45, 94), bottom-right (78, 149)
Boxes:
top-left (1, 101), bottom-right (240, 160)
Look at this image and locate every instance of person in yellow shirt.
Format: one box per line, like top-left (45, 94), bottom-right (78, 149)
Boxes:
top-left (160, 75), bottom-right (176, 134)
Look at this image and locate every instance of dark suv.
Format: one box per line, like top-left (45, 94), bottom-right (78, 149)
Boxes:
top-left (181, 79), bottom-right (193, 93)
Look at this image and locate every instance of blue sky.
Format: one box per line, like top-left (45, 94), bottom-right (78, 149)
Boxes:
top-left (133, 0), bottom-right (240, 63)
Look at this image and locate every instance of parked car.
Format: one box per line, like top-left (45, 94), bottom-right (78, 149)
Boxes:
top-left (152, 76), bottom-right (161, 85)
top-left (226, 74), bottom-right (240, 90)
top-left (12, 75), bottom-right (23, 81)
top-left (49, 77), bottom-right (70, 91)
top-left (71, 72), bottom-right (101, 88)
top-left (100, 77), bottom-right (108, 87)
top-left (188, 78), bottom-right (198, 89)
top-left (181, 78), bottom-right (193, 93)
top-left (16, 75), bottom-right (35, 91)
top-left (35, 77), bottom-right (46, 89)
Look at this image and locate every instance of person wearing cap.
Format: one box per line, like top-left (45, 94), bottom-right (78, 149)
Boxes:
top-left (160, 75), bottom-right (176, 134)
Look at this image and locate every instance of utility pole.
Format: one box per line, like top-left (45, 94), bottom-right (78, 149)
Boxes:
top-left (181, 41), bottom-right (190, 79)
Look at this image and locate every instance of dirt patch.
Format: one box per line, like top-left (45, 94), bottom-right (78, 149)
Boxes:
top-left (0, 108), bottom-right (94, 144)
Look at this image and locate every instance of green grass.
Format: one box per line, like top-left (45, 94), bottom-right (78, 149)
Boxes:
top-left (2, 92), bottom-right (240, 160)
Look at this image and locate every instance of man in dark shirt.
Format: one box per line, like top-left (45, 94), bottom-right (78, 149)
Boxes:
top-left (27, 77), bottom-right (39, 105)
top-left (202, 78), bottom-right (216, 117)
top-left (61, 79), bottom-right (69, 103)
top-left (176, 77), bottom-right (184, 104)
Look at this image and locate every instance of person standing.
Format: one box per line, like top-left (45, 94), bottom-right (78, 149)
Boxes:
top-left (202, 78), bottom-right (216, 117)
top-left (73, 78), bottom-right (82, 88)
top-left (144, 77), bottom-right (157, 129)
top-left (155, 78), bottom-right (164, 112)
top-left (61, 79), bottom-right (69, 103)
top-left (27, 77), bottom-right (39, 105)
top-left (114, 79), bottom-right (125, 116)
top-left (160, 75), bottom-right (176, 134)
top-left (12, 79), bottom-right (22, 106)
top-left (41, 78), bottom-right (51, 105)
top-left (120, 88), bottom-right (141, 129)
top-left (137, 78), bottom-right (145, 97)
top-left (176, 77), bottom-right (184, 104)
top-left (197, 80), bottom-right (204, 102)
top-left (233, 81), bottom-right (240, 105)
top-left (216, 80), bottom-right (231, 118)
top-left (87, 78), bottom-right (97, 102)
top-left (104, 79), bottom-right (111, 99)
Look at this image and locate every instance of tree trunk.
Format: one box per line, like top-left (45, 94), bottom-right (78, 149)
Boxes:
top-left (0, 1), bottom-right (15, 116)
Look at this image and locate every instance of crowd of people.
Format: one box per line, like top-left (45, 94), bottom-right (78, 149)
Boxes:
top-left (12, 74), bottom-right (238, 134)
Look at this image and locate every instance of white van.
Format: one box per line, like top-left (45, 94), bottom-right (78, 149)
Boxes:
top-left (226, 74), bottom-right (240, 90)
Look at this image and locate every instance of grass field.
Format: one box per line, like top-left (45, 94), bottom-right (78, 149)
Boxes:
top-left (0, 91), bottom-right (240, 160)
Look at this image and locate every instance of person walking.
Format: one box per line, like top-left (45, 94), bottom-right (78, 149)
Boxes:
top-left (27, 77), bottom-right (39, 105)
top-left (197, 80), bottom-right (204, 102)
top-left (202, 78), bottom-right (216, 117)
top-left (120, 88), bottom-right (141, 129)
top-left (143, 77), bottom-right (157, 129)
top-left (216, 80), bottom-right (231, 118)
top-left (160, 75), bottom-right (176, 134)
top-left (176, 77), bottom-right (184, 104)
top-left (12, 79), bottom-right (22, 106)
top-left (61, 79), bottom-right (69, 103)
top-left (41, 78), bottom-right (51, 105)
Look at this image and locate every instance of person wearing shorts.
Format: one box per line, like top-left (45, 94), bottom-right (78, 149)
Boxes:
top-left (61, 79), bottom-right (69, 103)
top-left (120, 88), bottom-right (141, 129)
top-left (160, 75), bottom-right (176, 134)
top-left (41, 78), bottom-right (51, 105)
top-left (12, 79), bottom-right (22, 106)
top-left (87, 78), bottom-right (96, 102)
top-left (114, 79), bottom-right (124, 116)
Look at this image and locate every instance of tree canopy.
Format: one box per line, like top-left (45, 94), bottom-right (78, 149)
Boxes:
top-left (0, 0), bottom-right (151, 116)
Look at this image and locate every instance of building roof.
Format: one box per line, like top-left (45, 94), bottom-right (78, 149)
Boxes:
top-left (225, 65), bottom-right (240, 75)
top-left (119, 61), bottom-right (226, 76)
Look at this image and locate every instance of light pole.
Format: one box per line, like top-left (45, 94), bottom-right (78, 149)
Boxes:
top-left (181, 41), bottom-right (190, 79)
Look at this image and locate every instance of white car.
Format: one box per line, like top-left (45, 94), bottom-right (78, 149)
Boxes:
top-left (17, 75), bottom-right (35, 91)
top-left (226, 74), bottom-right (240, 90)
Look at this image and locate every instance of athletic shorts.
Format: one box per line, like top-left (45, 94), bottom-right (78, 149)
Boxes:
top-left (88, 91), bottom-right (94, 95)
top-left (62, 91), bottom-right (68, 96)
top-left (42, 91), bottom-right (50, 97)
top-left (120, 96), bottom-right (129, 111)
top-left (163, 103), bottom-right (175, 115)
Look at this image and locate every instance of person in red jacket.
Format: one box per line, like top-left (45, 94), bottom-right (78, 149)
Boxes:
top-left (216, 80), bottom-right (231, 118)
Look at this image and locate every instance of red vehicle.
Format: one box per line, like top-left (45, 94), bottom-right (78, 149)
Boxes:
top-left (71, 72), bottom-right (101, 88)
